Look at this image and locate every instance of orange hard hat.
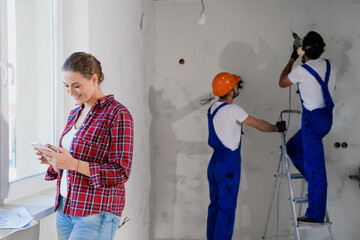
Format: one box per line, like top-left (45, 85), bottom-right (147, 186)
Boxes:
top-left (212, 72), bottom-right (240, 97)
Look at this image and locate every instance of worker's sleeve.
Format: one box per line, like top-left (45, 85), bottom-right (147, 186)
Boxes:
top-left (231, 105), bottom-right (248, 124)
top-left (288, 65), bottom-right (304, 84)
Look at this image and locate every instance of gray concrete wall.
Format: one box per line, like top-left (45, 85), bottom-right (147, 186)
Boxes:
top-left (152, 0), bottom-right (360, 239)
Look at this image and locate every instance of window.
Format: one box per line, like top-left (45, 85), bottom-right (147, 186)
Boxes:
top-left (1, 0), bottom-right (59, 200)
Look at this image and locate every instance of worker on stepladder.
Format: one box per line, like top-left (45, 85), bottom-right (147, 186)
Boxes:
top-left (279, 31), bottom-right (336, 224)
top-left (207, 72), bottom-right (286, 240)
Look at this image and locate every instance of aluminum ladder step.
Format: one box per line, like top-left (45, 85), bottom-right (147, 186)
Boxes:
top-left (291, 173), bottom-right (305, 179)
top-left (296, 221), bottom-right (332, 230)
top-left (293, 197), bottom-right (308, 204)
top-left (275, 173), bottom-right (305, 179)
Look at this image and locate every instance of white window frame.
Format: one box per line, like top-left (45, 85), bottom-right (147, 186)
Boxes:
top-left (0, 0), bottom-right (63, 203)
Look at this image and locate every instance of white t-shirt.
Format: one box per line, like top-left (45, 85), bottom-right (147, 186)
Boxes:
top-left (210, 102), bottom-right (248, 151)
top-left (288, 58), bottom-right (336, 111)
top-left (60, 125), bottom-right (78, 198)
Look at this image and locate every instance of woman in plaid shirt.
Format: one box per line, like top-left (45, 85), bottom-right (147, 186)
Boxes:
top-left (35, 52), bottom-right (134, 240)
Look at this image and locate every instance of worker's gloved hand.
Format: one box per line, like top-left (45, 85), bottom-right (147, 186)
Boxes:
top-left (276, 121), bottom-right (287, 132)
top-left (290, 44), bottom-right (299, 61)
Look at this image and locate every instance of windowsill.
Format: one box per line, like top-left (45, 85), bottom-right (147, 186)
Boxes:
top-left (0, 187), bottom-right (56, 238)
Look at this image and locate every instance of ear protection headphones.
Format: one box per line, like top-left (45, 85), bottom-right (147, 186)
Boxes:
top-left (297, 43), bottom-right (327, 57)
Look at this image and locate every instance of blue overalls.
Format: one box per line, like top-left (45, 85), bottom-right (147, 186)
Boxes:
top-left (207, 102), bottom-right (242, 240)
top-left (286, 59), bottom-right (334, 222)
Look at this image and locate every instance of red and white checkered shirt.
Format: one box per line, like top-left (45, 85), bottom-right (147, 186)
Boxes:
top-left (45, 95), bottom-right (134, 216)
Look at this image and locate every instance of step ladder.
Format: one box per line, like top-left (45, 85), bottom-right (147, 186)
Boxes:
top-left (262, 110), bottom-right (334, 240)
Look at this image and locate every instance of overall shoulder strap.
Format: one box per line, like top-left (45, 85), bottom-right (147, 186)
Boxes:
top-left (324, 59), bottom-right (331, 85)
top-left (302, 64), bottom-right (324, 86)
top-left (209, 102), bottom-right (229, 118)
top-left (302, 59), bottom-right (331, 86)
top-left (302, 59), bottom-right (334, 107)
top-left (207, 103), bottom-right (214, 117)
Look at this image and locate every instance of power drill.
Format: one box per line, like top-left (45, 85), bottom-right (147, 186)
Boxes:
top-left (290, 29), bottom-right (302, 49)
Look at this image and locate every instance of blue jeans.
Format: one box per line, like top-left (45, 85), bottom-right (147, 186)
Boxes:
top-left (56, 196), bottom-right (121, 240)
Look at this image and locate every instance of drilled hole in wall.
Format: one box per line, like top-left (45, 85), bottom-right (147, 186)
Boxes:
top-left (179, 59), bottom-right (185, 65)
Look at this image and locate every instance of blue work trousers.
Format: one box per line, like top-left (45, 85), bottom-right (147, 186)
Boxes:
top-left (286, 111), bottom-right (328, 222)
top-left (207, 149), bottom-right (241, 240)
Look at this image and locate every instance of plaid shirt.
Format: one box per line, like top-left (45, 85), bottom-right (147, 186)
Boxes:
top-left (45, 95), bottom-right (134, 217)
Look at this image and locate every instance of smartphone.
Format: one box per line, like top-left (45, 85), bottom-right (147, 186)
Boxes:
top-left (30, 143), bottom-right (56, 152)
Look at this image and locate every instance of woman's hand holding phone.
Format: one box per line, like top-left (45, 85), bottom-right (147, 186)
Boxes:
top-left (32, 143), bottom-right (60, 172)
top-left (36, 145), bottom-right (77, 171)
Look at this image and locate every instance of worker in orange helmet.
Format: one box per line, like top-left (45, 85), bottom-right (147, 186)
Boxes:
top-left (207, 72), bottom-right (286, 240)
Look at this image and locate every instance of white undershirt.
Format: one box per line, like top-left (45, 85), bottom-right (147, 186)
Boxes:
top-left (288, 58), bottom-right (336, 111)
top-left (59, 125), bottom-right (78, 198)
top-left (210, 102), bottom-right (248, 151)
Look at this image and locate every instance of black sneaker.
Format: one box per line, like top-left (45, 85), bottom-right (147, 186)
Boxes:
top-left (297, 215), bottom-right (324, 225)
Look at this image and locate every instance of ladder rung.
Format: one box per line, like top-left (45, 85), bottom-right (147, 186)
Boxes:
top-left (262, 234), bottom-right (295, 239)
top-left (291, 173), bottom-right (304, 179)
top-left (297, 221), bottom-right (332, 229)
top-left (293, 197), bottom-right (307, 203)
top-left (274, 173), bottom-right (305, 179)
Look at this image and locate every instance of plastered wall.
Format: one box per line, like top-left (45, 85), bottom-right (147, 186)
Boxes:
top-left (39, 0), bottom-right (155, 239)
top-left (152, 0), bottom-right (360, 239)
top-left (87, 0), bottom-right (155, 239)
